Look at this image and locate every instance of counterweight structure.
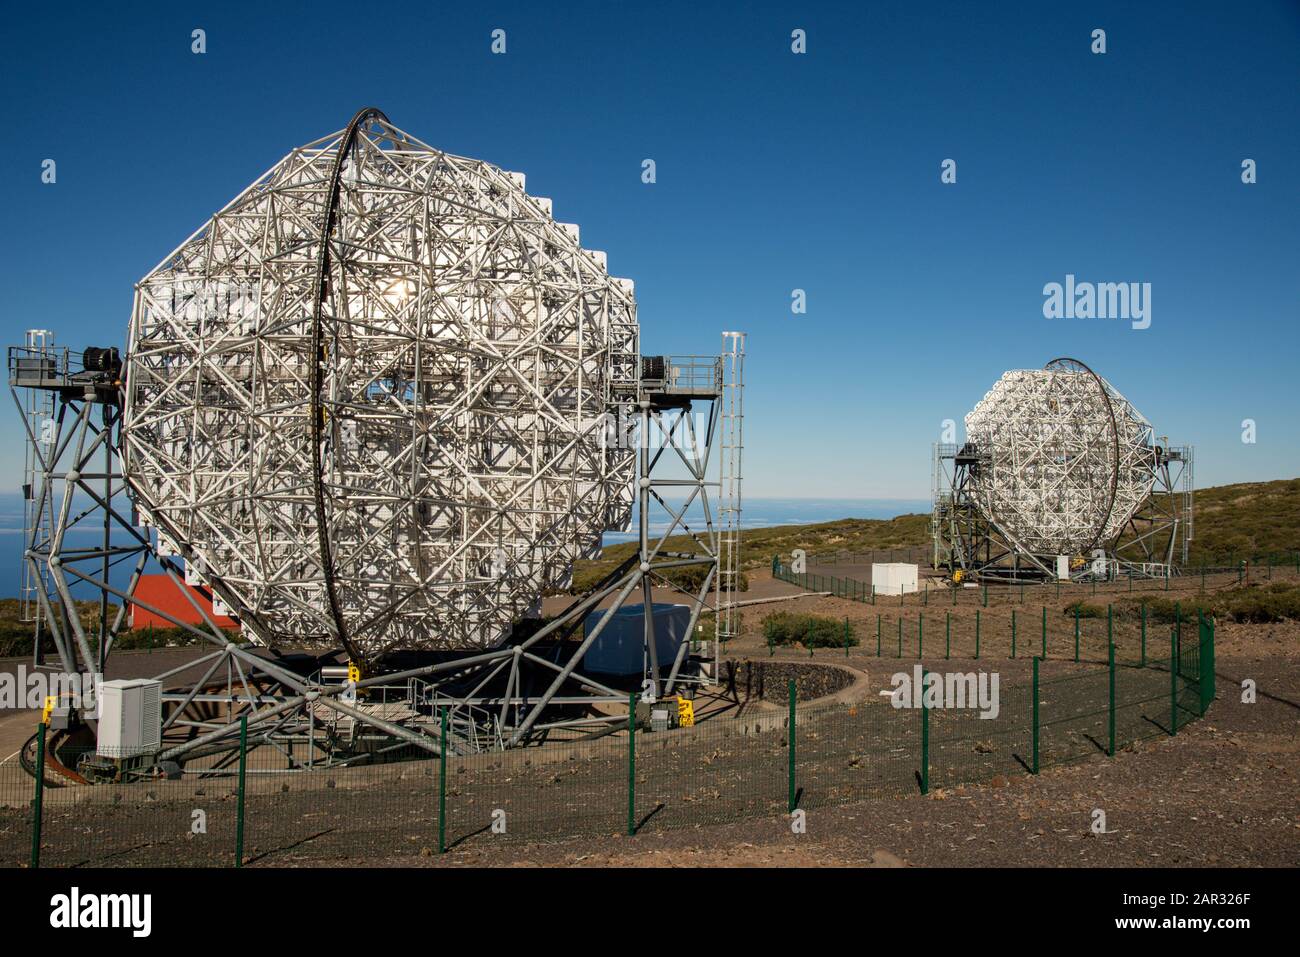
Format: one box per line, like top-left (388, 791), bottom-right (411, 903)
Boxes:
top-left (932, 358), bottom-right (1192, 582)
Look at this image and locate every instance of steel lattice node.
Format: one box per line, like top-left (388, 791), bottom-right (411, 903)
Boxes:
top-left (122, 112), bottom-right (639, 661)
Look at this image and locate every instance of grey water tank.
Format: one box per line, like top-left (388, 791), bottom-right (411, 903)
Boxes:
top-left (581, 603), bottom-right (692, 676)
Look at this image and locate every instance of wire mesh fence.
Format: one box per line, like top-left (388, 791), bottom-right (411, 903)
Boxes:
top-left (1, 616), bottom-right (1215, 867)
top-left (789, 548), bottom-right (1300, 583)
top-left (775, 550), bottom-right (1300, 608)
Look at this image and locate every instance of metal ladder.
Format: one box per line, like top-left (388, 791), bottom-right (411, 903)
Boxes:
top-left (715, 332), bottom-right (746, 666)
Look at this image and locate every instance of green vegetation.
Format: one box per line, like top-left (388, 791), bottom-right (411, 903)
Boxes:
top-left (1179, 478), bottom-right (1300, 565)
top-left (0, 598), bottom-right (220, 659)
top-left (567, 555), bottom-right (749, 596)
top-left (1062, 582), bottom-right (1300, 626)
top-left (760, 611), bottom-right (858, 649)
top-left (0, 598), bottom-right (108, 658)
top-left (1062, 601), bottom-right (1108, 619)
top-left (1120, 582), bottom-right (1300, 625)
top-left (1210, 582), bottom-right (1300, 623)
top-left (570, 478), bottom-right (1300, 593)
top-left (567, 513), bottom-right (929, 594)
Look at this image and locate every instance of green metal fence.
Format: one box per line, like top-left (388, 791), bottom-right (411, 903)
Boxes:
top-left (1, 616), bottom-right (1215, 867)
top-left (789, 548), bottom-right (1300, 584)
top-left (775, 552), bottom-right (1300, 604)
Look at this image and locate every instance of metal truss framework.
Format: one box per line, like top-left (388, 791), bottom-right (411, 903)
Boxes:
top-left (932, 358), bottom-right (1192, 581)
top-left (10, 340), bottom-right (740, 767)
top-left (9, 340), bottom-right (150, 677)
top-left (122, 109), bottom-right (639, 664)
top-left (10, 108), bottom-right (746, 768)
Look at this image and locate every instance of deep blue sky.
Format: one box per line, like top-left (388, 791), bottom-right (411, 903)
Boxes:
top-left (1, 0), bottom-right (1296, 498)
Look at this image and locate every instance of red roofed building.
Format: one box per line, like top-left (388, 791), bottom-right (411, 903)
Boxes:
top-left (130, 574), bottom-right (238, 630)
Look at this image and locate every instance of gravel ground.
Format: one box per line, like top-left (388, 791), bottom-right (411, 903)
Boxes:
top-left (2, 571), bottom-right (1295, 868)
top-left (365, 654), bottom-right (1300, 868)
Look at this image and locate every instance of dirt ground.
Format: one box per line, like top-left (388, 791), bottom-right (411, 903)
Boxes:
top-left (383, 571), bottom-right (1300, 868)
top-left (4, 570), bottom-right (1297, 868)
top-left (392, 671), bottom-right (1298, 869)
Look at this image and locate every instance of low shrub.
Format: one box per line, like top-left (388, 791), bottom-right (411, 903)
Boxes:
top-left (1212, 582), bottom-right (1300, 623)
top-left (761, 611), bottom-right (858, 648)
top-left (1124, 597), bottom-right (1201, 624)
top-left (1062, 601), bottom-right (1108, 619)
top-left (1073, 583), bottom-right (1300, 626)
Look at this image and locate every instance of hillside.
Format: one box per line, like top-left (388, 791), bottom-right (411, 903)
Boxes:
top-left (571, 477), bottom-right (1300, 590)
top-left (1181, 478), bottom-right (1300, 563)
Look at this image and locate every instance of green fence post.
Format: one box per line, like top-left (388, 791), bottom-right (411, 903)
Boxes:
top-left (897, 618), bottom-right (902, 658)
top-left (235, 714), bottom-right (247, 867)
top-left (1107, 604), bottom-right (1113, 659)
top-left (787, 680), bottom-right (797, 812)
top-left (30, 721), bottom-right (45, 869)
top-left (871, 584), bottom-right (876, 606)
top-left (1140, 603), bottom-right (1147, 667)
top-left (1041, 606), bottom-right (1047, 659)
top-left (1199, 613), bottom-right (1216, 716)
top-left (1108, 639), bottom-right (1116, 756)
top-left (1074, 605), bottom-right (1079, 663)
top-left (975, 609), bottom-right (981, 659)
top-left (438, 707), bottom-right (448, 852)
top-left (1175, 600), bottom-right (1181, 657)
top-left (1170, 629), bottom-right (1178, 736)
top-left (1011, 609), bottom-right (1017, 659)
top-left (982, 585), bottom-right (988, 608)
top-left (876, 614), bottom-right (881, 656)
top-left (945, 611), bottom-right (950, 660)
top-left (627, 693), bottom-right (636, 835)
top-left (920, 669), bottom-right (930, 795)
top-left (1032, 656), bottom-right (1040, 775)
top-left (918, 612), bottom-right (923, 660)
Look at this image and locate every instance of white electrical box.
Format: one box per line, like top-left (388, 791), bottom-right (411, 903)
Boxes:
top-left (96, 679), bottom-right (162, 758)
top-left (1056, 555), bottom-right (1071, 580)
top-left (871, 563), bottom-right (919, 596)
